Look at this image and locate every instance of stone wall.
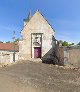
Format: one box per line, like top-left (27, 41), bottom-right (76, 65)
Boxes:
top-left (55, 46), bottom-right (64, 65)
top-left (0, 51), bottom-right (19, 64)
top-left (63, 47), bottom-right (80, 67)
top-left (68, 49), bottom-right (80, 67)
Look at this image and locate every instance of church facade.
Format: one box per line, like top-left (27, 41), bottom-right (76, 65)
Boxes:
top-left (19, 10), bottom-right (55, 61)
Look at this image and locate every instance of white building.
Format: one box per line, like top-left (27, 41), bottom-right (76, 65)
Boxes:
top-left (0, 42), bottom-right (19, 63)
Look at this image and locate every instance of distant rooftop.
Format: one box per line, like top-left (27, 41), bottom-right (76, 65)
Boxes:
top-left (0, 42), bottom-right (19, 51)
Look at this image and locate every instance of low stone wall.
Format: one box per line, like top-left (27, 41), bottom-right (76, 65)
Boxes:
top-left (63, 47), bottom-right (80, 67)
top-left (0, 51), bottom-right (19, 64)
top-left (68, 49), bottom-right (80, 67)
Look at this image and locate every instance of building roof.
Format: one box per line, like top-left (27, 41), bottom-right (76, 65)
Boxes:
top-left (0, 42), bottom-right (19, 51)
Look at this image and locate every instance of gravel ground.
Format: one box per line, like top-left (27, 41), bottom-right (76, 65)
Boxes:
top-left (0, 61), bottom-right (80, 92)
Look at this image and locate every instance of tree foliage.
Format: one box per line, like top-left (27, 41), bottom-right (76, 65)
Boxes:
top-left (58, 40), bottom-right (74, 46)
top-left (62, 41), bottom-right (68, 46)
top-left (14, 38), bottom-right (20, 42)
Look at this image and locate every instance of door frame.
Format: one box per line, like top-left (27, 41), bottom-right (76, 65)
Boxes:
top-left (31, 33), bottom-right (43, 59)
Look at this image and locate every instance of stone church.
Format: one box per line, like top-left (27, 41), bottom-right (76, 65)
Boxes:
top-left (19, 10), bottom-right (56, 61)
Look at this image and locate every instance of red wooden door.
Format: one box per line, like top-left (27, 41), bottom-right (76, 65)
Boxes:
top-left (34, 47), bottom-right (41, 58)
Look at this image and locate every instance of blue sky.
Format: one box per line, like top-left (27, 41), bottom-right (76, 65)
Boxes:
top-left (0, 0), bottom-right (80, 44)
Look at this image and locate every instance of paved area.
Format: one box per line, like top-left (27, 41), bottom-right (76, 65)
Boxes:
top-left (0, 61), bottom-right (80, 92)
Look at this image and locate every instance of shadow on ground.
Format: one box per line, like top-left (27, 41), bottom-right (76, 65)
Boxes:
top-left (41, 48), bottom-right (64, 66)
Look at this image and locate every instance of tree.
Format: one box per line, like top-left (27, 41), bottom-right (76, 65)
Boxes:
top-left (62, 41), bottom-right (69, 46)
top-left (6, 41), bottom-right (10, 43)
top-left (14, 38), bottom-right (20, 42)
top-left (68, 43), bottom-right (74, 46)
top-left (59, 40), bottom-right (63, 44)
top-left (71, 43), bottom-right (74, 45)
top-left (58, 40), bottom-right (74, 46)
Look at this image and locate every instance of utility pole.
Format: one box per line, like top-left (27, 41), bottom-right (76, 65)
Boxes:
top-left (13, 31), bottom-right (16, 62)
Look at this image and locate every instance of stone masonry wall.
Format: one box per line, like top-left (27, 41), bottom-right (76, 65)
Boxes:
top-left (19, 11), bottom-right (55, 61)
top-left (0, 51), bottom-right (19, 64)
top-left (69, 49), bottom-right (80, 67)
top-left (63, 47), bottom-right (80, 67)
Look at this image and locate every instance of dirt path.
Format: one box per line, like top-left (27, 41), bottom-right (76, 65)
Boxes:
top-left (0, 74), bottom-right (19, 92)
top-left (0, 72), bottom-right (42, 92)
top-left (0, 61), bottom-right (80, 92)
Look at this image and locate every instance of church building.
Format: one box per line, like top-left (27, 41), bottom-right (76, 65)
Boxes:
top-left (19, 10), bottom-right (56, 61)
